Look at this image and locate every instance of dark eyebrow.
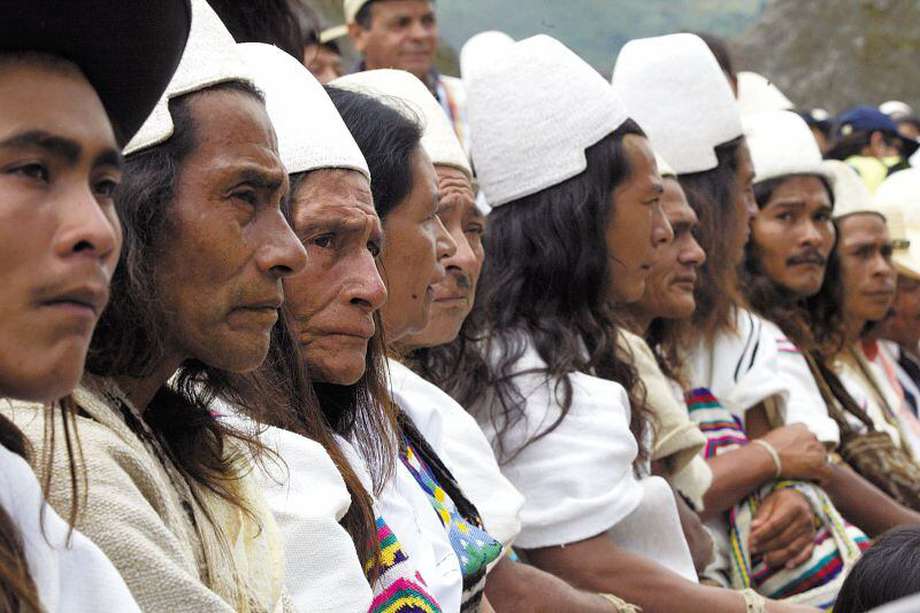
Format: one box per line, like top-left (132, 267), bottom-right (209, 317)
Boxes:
top-left (0, 130), bottom-right (81, 164)
top-left (0, 130), bottom-right (122, 171)
top-left (92, 149), bottom-right (124, 171)
top-left (234, 166), bottom-right (286, 191)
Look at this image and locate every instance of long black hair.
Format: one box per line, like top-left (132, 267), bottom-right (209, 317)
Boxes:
top-left (453, 120), bottom-right (651, 465)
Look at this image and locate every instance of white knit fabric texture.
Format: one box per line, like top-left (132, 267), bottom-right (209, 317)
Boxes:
top-left (745, 110), bottom-right (829, 184)
top-left (612, 33), bottom-right (742, 175)
top-left (124, 0), bottom-right (254, 156)
top-left (460, 31), bottom-right (514, 85)
top-left (466, 35), bottom-right (629, 207)
top-left (333, 69), bottom-right (471, 179)
top-left (240, 43), bottom-right (369, 180)
top-left (737, 71), bottom-right (794, 116)
top-left (824, 159), bottom-right (881, 220)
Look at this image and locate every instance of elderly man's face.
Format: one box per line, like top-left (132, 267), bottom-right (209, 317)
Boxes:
top-left (350, 0), bottom-right (438, 80)
top-left (401, 165), bottom-right (483, 350)
top-left (379, 147), bottom-right (456, 342)
top-left (731, 140), bottom-right (758, 264)
top-left (284, 169), bottom-right (386, 385)
top-left (634, 178), bottom-right (706, 321)
top-left (751, 175), bottom-right (835, 297)
top-left (880, 275), bottom-right (920, 349)
top-left (838, 213), bottom-right (897, 328)
top-left (154, 88), bottom-right (306, 373)
top-left (0, 57), bottom-right (122, 402)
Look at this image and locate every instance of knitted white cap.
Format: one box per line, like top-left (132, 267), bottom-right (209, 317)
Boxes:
top-left (612, 33), bottom-right (742, 175)
top-left (332, 69), bottom-right (471, 179)
top-left (466, 34), bottom-right (629, 207)
top-left (344, 0), bottom-right (371, 24)
top-left (238, 43), bottom-right (369, 180)
top-left (744, 111), bottom-right (828, 185)
top-left (656, 152), bottom-right (676, 178)
top-left (824, 160), bottom-right (883, 220)
top-left (874, 169), bottom-right (920, 280)
top-left (736, 71), bottom-right (794, 116)
top-left (460, 31), bottom-right (515, 85)
top-left (124, 0), bottom-right (254, 156)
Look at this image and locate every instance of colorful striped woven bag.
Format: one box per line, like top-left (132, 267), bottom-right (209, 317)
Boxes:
top-left (686, 388), bottom-right (868, 609)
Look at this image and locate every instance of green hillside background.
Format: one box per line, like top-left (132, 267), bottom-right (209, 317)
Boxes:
top-left (308, 0), bottom-right (920, 114)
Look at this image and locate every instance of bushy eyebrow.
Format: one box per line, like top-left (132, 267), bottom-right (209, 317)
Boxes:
top-left (0, 129), bottom-right (123, 171)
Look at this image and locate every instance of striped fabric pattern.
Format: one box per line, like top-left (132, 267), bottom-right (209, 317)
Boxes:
top-left (369, 517), bottom-right (442, 613)
top-left (686, 388), bottom-right (867, 608)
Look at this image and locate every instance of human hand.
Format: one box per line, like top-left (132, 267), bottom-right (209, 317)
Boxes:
top-left (750, 489), bottom-right (816, 569)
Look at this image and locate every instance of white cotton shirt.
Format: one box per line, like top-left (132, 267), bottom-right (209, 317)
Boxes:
top-left (0, 444), bottom-right (141, 613)
top-left (340, 436), bottom-right (463, 613)
top-left (243, 424), bottom-right (373, 613)
top-left (685, 308), bottom-right (839, 444)
top-left (472, 337), bottom-right (696, 579)
top-left (386, 359), bottom-right (524, 553)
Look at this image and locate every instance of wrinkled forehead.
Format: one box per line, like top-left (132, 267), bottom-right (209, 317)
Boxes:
top-left (838, 213), bottom-right (889, 248)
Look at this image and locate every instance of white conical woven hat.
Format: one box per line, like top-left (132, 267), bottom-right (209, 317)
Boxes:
top-left (333, 69), bottom-right (471, 179)
top-left (874, 169), bottom-right (920, 280)
top-left (736, 71), bottom-right (794, 116)
top-left (460, 31), bottom-right (515, 85)
top-left (824, 160), bottom-right (883, 220)
top-left (744, 111), bottom-right (828, 185)
top-left (612, 33), bottom-right (742, 175)
top-left (125, 0), bottom-right (253, 156)
top-left (466, 34), bottom-right (629, 207)
top-left (239, 43), bottom-right (368, 180)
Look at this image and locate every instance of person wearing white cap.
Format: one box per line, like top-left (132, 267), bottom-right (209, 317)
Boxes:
top-left (214, 42), bottom-right (399, 612)
top-left (460, 32), bottom-right (816, 613)
top-left (344, 0), bottom-right (469, 151)
top-left (0, 0), bottom-right (191, 610)
top-left (3, 2), bottom-right (308, 611)
top-left (795, 163), bottom-right (920, 516)
top-left (330, 68), bottom-right (511, 613)
top-left (874, 169), bottom-right (920, 415)
top-left (736, 72), bottom-right (795, 117)
top-left (741, 114), bottom-right (920, 537)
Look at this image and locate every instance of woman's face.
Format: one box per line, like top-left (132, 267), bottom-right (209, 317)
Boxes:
top-left (605, 134), bottom-right (674, 304)
top-left (379, 147), bottom-right (456, 342)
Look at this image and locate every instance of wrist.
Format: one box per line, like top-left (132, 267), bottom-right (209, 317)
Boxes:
top-left (752, 439), bottom-right (783, 479)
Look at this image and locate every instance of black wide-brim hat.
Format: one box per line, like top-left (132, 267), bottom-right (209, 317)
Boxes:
top-left (0, 0), bottom-right (192, 148)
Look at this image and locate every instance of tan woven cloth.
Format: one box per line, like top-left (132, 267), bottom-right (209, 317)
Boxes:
top-left (599, 593), bottom-right (642, 612)
top-left (618, 330), bottom-right (712, 509)
top-left (2, 377), bottom-right (290, 613)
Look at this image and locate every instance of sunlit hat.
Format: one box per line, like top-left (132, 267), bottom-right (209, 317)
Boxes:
top-left (466, 34), bottom-right (629, 207)
top-left (880, 100), bottom-right (914, 121)
top-left (736, 71), bottom-right (794, 116)
top-left (656, 152), bottom-right (676, 179)
top-left (874, 169), bottom-right (920, 281)
top-left (239, 43), bottom-right (369, 180)
top-left (744, 111), bottom-right (828, 185)
top-left (824, 160), bottom-right (883, 221)
top-left (333, 69), bottom-right (471, 179)
top-left (125, 0), bottom-right (255, 156)
top-left (612, 33), bottom-right (742, 175)
top-left (320, 25), bottom-right (349, 45)
top-left (0, 0), bottom-right (192, 148)
top-left (460, 31), bottom-right (515, 85)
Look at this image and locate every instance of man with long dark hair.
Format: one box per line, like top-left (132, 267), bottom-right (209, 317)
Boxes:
top-left (0, 1), bottom-right (190, 609)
